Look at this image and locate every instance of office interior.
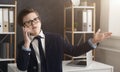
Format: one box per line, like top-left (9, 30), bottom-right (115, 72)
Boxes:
top-left (0, 0), bottom-right (120, 72)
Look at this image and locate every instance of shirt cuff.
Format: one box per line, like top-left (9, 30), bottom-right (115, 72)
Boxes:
top-left (88, 38), bottom-right (97, 48)
top-left (22, 45), bottom-right (31, 51)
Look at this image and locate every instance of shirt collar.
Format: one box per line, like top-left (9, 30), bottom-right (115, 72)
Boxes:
top-left (39, 30), bottom-right (45, 38)
top-left (29, 30), bottom-right (45, 41)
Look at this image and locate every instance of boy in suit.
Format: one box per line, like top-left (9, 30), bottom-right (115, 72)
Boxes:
top-left (16, 8), bottom-right (112, 72)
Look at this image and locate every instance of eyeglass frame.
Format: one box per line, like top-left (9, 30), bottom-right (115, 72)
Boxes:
top-left (23, 17), bottom-right (40, 27)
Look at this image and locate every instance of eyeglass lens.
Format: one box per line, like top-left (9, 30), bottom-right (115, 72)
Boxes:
top-left (24, 17), bottom-right (39, 27)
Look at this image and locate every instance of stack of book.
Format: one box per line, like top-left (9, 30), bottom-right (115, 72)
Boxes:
top-left (0, 7), bottom-right (14, 33)
top-left (0, 42), bottom-right (14, 58)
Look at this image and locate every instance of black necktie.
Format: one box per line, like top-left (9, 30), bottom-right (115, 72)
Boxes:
top-left (34, 36), bottom-right (47, 72)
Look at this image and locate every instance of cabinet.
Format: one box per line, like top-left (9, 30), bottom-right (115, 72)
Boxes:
top-left (64, 0), bottom-right (96, 66)
top-left (0, 1), bottom-right (17, 62)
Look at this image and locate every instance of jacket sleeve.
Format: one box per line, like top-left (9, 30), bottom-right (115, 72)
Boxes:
top-left (62, 36), bottom-right (95, 57)
top-left (16, 41), bottom-right (31, 71)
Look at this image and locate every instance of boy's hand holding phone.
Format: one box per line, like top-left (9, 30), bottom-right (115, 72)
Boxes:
top-left (22, 27), bottom-right (32, 48)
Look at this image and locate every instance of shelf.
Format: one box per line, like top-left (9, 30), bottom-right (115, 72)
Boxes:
top-left (0, 32), bottom-right (15, 34)
top-left (0, 1), bottom-right (17, 63)
top-left (0, 58), bottom-right (15, 61)
top-left (65, 54), bottom-right (94, 59)
top-left (72, 55), bottom-right (86, 58)
top-left (65, 6), bottom-right (95, 10)
top-left (0, 4), bottom-right (16, 7)
top-left (64, 54), bottom-right (85, 58)
top-left (64, 2), bottom-right (96, 65)
top-left (66, 31), bottom-right (94, 34)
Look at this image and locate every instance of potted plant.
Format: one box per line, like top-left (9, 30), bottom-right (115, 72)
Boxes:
top-left (74, 22), bottom-right (79, 31)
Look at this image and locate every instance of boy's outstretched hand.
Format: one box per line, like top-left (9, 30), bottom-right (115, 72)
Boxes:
top-left (92, 29), bottom-right (112, 44)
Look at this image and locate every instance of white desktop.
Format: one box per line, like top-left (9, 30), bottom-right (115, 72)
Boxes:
top-left (8, 60), bottom-right (113, 72)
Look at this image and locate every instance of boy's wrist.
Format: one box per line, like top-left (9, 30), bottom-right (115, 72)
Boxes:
top-left (92, 38), bottom-right (97, 44)
top-left (24, 42), bottom-right (30, 48)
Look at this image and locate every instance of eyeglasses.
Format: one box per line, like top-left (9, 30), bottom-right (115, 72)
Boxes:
top-left (23, 17), bottom-right (40, 27)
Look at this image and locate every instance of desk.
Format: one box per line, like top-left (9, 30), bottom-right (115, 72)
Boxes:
top-left (63, 61), bottom-right (113, 72)
top-left (0, 59), bottom-right (15, 72)
top-left (8, 61), bottom-right (113, 72)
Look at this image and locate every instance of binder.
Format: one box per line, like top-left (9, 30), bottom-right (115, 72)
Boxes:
top-left (82, 10), bottom-right (87, 31)
top-left (82, 10), bottom-right (92, 32)
top-left (3, 8), bottom-right (9, 32)
top-left (0, 8), bottom-right (3, 32)
top-left (9, 43), bottom-right (14, 58)
top-left (0, 43), bottom-right (9, 58)
top-left (9, 8), bottom-right (14, 32)
top-left (87, 10), bottom-right (92, 32)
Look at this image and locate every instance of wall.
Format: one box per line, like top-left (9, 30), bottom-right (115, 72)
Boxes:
top-left (17, 0), bottom-right (64, 43)
top-left (96, 46), bottom-right (120, 72)
top-left (95, 0), bottom-right (120, 72)
top-left (95, 0), bottom-right (100, 31)
top-left (96, 37), bottom-right (120, 72)
top-left (100, 0), bottom-right (120, 36)
top-left (109, 0), bottom-right (120, 36)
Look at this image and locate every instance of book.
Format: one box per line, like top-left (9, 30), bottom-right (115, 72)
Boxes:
top-left (9, 43), bottom-right (14, 58)
top-left (87, 10), bottom-right (92, 32)
top-left (0, 8), bottom-right (3, 32)
top-left (82, 10), bottom-right (87, 31)
top-left (86, 50), bottom-right (93, 66)
top-left (82, 10), bottom-right (92, 32)
top-left (3, 8), bottom-right (9, 32)
top-left (0, 42), bottom-right (9, 58)
top-left (6, 42), bottom-right (10, 58)
top-left (9, 8), bottom-right (14, 32)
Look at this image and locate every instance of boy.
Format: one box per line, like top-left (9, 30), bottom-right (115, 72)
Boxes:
top-left (17, 8), bottom-right (112, 72)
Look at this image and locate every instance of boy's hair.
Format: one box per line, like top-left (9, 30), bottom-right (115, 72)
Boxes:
top-left (17, 8), bottom-right (40, 27)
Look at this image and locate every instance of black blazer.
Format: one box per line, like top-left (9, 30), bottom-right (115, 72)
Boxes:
top-left (16, 33), bottom-right (94, 72)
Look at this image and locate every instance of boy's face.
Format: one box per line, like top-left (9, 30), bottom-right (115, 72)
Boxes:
top-left (23, 12), bottom-right (41, 36)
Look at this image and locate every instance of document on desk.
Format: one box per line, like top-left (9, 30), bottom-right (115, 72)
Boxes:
top-left (86, 50), bottom-right (93, 66)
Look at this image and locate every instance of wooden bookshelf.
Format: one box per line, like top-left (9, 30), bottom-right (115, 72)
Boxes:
top-left (64, 0), bottom-right (96, 66)
top-left (0, 1), bottom-right (17, 62)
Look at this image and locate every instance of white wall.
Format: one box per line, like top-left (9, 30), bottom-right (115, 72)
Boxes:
top-left (100, 0), bottom-right (109, 32)
top-left (100, 0), bottom-right (120, 52)
top-left (96, 0), bottom-right (120, 72)
top-left (95, 47), bottom-right (120, 72)
top-left (109, 0), bottom-right (120, 36)
top-left (100, 0), bottom-right (120, 36)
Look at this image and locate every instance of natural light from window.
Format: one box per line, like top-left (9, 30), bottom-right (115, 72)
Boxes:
top-left (109, 0), bottom-right (120, 36)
